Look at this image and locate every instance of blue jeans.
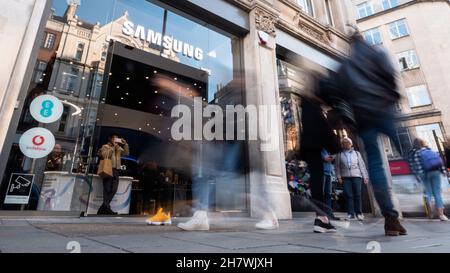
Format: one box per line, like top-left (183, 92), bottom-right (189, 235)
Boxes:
top-left (359, 129), bottom-right (399, 218)
top-left (343, 177), bottom-right (362, 215)
top-left (421, 170), bottom-right (444, 209)
top-left (323, 174), bottom-right (333, 217)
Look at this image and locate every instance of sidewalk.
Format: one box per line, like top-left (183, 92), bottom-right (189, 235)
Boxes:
top-left (1, 214), bottom-right (450, 253)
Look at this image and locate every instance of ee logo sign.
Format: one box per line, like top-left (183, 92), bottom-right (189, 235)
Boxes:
top-left (30, 95), bottom-right (63, 124)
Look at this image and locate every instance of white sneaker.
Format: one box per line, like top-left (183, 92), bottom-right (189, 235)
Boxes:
top-left (356, 214), bottom-right (365, 221)
top-left (177, 210), bottom-right (210, 231)
top-left (440, 215), bottom-right (449, 221)
top-left (255, 219), bottom-right (279, 230)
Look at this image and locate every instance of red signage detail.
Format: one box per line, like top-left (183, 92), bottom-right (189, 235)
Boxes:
top-left (389, 160), bottom-right (412, 175)
top-left (32, 135), bottom-right (45, 146)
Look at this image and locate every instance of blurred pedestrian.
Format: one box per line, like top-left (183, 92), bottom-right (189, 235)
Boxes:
top-left (334, 137), bottom-right (369, 221)
top-left (322, 149), bottom-right (340, 220)
top-left (300, 96), bottom-right (340, 233)
top-left (315, 32), bottom-right (407, 236)
top-left (408, 138), bottom-right (448, 221)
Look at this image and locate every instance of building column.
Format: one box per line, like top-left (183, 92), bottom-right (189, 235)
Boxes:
top-left (0, 0), bottom-right (50, 180)
top-left (243, 1), bottom-right (292, 220)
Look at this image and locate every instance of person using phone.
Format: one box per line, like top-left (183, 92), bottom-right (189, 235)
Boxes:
top-left (97, 133), bottom-right (129, 215)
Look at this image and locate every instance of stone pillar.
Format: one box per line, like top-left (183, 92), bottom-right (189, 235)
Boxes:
top-left (243, 2), bottom-right (292, 220)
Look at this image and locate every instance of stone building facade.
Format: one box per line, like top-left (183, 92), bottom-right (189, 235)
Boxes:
top-left (0, 0), bottom-right (353, 217)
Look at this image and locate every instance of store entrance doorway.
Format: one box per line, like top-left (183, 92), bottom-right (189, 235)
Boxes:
top-left (90, 42), bottom-right (209, 217)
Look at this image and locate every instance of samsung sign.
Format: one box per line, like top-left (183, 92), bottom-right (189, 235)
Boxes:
top-left (122, 20), bottom-right (204, 61)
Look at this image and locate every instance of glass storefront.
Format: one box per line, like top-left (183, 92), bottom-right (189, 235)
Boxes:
top-left (0, 0), bottom-right (247, 216)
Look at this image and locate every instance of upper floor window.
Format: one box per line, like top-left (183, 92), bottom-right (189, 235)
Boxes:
top-left (324, 0), bottom-right (334, 26)
top-left (363, 28), bottom-right (382, 46)
top-left (43, 33), bottom-right (56, 49)
top-left (357, 2), bottom-right (373, 19)
top-left (297, 0), bottom-right (314, 16)
top-left (389, 19), bottom-right (409, 39)
top-left (382, 0), bottom-right (398, 10)
top-left (33, 61), bottom-right (48, 83)
top-left (101, 51), bottom-right (107, 62)
top-left (397, 50), bottom-right (419, 71)
top-left (406, 85), bottom-right (431, 108)
top-left (75, 42), bottom-right (85, 61)
top-left (61, 67), bottom-right (80, 92)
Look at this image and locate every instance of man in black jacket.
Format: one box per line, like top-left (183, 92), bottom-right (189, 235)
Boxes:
top-left (317, 33), bottom-right (407, 236)
top-left (300, 96), bottom-right (340, 233)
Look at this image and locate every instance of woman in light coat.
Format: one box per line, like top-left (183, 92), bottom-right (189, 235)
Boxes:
top-left (334, 137), bottom-right (369, 221)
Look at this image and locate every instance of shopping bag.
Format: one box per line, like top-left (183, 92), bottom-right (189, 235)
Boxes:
top-left (97, 158), bottom-right (113, 178)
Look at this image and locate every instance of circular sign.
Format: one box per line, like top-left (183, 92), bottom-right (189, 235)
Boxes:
top-left (30, 95), bottom-right (64, 124)
top-left (19, 128), bottom-right (56, 159)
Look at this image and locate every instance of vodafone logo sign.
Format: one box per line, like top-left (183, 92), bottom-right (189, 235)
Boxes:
top-left (32, 135), bottom-right (45, 146)
top-left (19, 128), bottom-right (55, 159)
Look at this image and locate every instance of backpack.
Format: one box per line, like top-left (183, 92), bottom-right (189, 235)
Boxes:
top-left (420, 149), bottom-right (443, 172)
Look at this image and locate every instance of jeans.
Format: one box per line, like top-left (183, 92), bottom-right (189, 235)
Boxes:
top-left (343, 177), bottom-right (362, 215)
top-left (102, 169), bottom-right (119, 209)
top-left (359, 129), bottom-right (399, 218)
top-left (421, 170), bottom-right (444, 209)
top-left (192, 176), bottom-right (210, 211)
top-left (323, 174), bottom-right (333, 217)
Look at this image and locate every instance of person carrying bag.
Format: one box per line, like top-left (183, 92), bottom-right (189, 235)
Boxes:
top-left (97, 133), bottom-right (129, 215)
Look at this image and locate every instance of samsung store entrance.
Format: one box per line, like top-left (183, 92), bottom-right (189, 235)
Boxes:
top-left (0, 0), bottom-right (248, 216)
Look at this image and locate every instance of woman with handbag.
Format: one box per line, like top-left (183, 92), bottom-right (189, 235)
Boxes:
top-left (97, 133), bottom-right (129, 215)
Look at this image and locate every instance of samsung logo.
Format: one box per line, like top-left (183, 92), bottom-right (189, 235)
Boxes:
top-left (122, 20), bottom-right (204, 61)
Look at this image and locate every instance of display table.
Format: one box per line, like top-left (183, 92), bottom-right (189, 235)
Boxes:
top-left (37, 172), bottom-right (90, 212)
top-left (37, 172), bottom-right (134, 215)
top-left (86, 175), bottom-right (134, 215)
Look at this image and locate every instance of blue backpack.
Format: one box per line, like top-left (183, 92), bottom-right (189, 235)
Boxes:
top-left (420, 149), bottom-right (443, 172)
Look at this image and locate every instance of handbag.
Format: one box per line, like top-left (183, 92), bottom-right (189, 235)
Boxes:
top-left (97, 149), bottom-right (113, 178)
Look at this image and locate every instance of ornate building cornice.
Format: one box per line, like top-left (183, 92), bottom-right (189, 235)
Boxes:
top-left (254, 6), bottom-right (278, 36)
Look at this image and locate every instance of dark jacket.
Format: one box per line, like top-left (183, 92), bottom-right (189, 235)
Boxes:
top-left (316, 35), bottom-right (401, 144)
top-left (444, 146), bottom-right (450, 169)
top-left (299, 97), bottom-right (340, 159)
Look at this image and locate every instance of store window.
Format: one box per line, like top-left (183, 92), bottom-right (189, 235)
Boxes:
top-left (397, 50), bottom-right (419, 71)
top-left (297, 0), bottom-right (314, 16)
top-left (363, 27), bottom-right (382, 46)
top-left (406, 85), bottom-right (431, 108)
top-left (357, 2), bottom-right (373, 19)
top-left (388, 19), bottom-right (409, 39)
top-left (43, 32), bottom-right (56, 49)
top-left (0, 0), bottom-right (246, 215)
top-left (382, 0), bottom-right (398, 10)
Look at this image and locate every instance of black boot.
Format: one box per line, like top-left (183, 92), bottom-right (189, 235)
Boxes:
top-left (97, 204), bottom-right (109, 215)
top-left (106, 206), bottom-right (118, 215)
top-left (385, 216), bottom-right (407, 236)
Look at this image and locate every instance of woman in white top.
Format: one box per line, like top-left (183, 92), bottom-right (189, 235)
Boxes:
top-left (334, 137), bottom-right (369, 221)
